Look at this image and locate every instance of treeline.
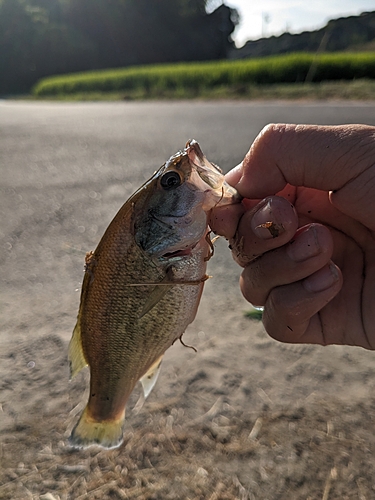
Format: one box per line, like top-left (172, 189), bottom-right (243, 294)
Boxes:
top-left (0, 0), bottom-right (238, 95)
top-left (234, 11), bottom-right (375, 59)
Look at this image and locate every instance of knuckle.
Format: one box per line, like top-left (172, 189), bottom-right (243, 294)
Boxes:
top-left (240, 262), bottom-right (268, 306)
top-left (257, 123), bottom-right (288, 148)
top-left (263, 291), bottom-right (301, 343)
top-left (265, 285), bottom-right (305, 323)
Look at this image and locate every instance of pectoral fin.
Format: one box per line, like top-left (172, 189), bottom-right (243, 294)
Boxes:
top-left (68, 321), bottom-right (87, 379)
top-left (138, 266), bottom-right (176, 319)
top-left (138, 284), bottom-right (173, 319)
top-left (138, 267), bottom-right (208, 319)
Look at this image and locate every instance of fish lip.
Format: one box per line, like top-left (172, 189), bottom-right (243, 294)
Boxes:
top-left (160, 242), bottom-right (198, 260)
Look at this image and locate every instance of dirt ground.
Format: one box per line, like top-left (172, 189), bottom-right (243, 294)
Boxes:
top-left (2, 101), bottom-right (375, 500)
top-left (3, 296), bottom-right (375, 500)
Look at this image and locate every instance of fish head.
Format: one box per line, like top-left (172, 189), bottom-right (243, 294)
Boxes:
top-left (132, 140), bottom-right (241, 259)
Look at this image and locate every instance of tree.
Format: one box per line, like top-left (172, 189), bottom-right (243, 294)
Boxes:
top-left (65, 0), bottom-right (238, 66)
top-left (0, 0), bottom-right (96, 93)
top-left (0, 0), bottom-right (239, 94)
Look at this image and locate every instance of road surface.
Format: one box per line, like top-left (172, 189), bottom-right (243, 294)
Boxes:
top-left (2, 100), bottom-right (375, 499)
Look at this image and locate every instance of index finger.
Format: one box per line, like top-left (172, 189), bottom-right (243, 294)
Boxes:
top-left (229, 123), bottom-right (375, 199)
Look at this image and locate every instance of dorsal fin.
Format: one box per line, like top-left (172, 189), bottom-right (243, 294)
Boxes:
top-left (68, 321), bottom-right (87, 379)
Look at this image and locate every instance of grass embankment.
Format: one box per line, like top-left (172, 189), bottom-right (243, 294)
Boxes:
top-left (32, 52), bottom-right (375, 100)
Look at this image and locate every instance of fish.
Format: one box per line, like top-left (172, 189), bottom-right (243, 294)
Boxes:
top-left (68, 140), bottom-right (241, 449)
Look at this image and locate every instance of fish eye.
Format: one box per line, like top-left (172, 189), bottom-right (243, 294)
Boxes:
top-left (160, 171), bottom-right (181, 190)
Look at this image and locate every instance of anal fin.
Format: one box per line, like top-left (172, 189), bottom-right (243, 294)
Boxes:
top-left (140, 355), bottom-right (163, 399)
top-left (133, 356), bottom-right (163, 415)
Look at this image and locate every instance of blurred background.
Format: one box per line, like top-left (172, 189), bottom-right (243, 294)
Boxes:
top-left (1, 0), bottom-right (375, 97)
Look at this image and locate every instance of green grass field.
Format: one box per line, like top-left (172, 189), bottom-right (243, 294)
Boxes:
top-left (32, 52), bottom-right (375, 100)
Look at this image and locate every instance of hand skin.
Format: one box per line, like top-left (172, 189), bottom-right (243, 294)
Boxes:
top-left (210, 124), bottom-right (375, 349)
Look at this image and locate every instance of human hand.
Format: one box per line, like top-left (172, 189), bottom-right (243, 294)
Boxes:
top-left (210, 124), bottom-right (375, 349)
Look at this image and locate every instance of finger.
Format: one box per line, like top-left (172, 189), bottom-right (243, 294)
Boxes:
top-left (229, 196), bottom-right (298, 267)
top-left (209, 202), bottom-right (246, 239)
top-left (240, 224), bottom-right (333, 306)
top-left (231, 124), bottom-right (375, 230)
top-left (236, 123), bottom-right (375, 196)
top-left (262, 262), bottom-right (343, 345)
top-left (224, 162), bottom-right (243, 187)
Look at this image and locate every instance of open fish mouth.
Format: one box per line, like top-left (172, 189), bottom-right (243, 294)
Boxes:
top-left (186, 140), bottom-right (242, 207)
top-left (187, 139), bottom-right (224, 190)
top-left (161, 242), bottom-right (198, 259)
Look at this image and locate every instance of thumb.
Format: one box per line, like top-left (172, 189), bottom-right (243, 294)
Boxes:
top-left (228, 123), bottom-right (375, 230)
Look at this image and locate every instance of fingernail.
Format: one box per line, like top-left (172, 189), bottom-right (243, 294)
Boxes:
top-left (251, 199), bottom-right (284, 240)
top-left (287, 226), bottom-right (321, 262)
top-left (303, 263), bottom-right (340, 293)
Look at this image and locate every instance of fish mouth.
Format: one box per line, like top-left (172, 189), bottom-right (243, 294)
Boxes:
top-left (161, 243), bottom-right (198, 260)
top-left (186, 141), bottom-right (242, 208)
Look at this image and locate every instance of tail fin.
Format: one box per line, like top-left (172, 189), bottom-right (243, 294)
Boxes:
top-left (69, 406), bottom-right (125, 449)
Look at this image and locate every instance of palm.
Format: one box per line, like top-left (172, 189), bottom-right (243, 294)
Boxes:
top-left (283, 184), bottom-right (375, 349)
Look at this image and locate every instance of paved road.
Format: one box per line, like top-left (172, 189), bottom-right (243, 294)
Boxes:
top-left (2, 100), bottom-right (375, 343)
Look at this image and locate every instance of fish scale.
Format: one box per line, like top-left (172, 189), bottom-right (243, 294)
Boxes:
top-left (68, 140), bottom-right (240, 449)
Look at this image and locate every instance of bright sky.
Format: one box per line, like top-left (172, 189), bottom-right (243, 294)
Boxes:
top-left (219, 0), bottom-right (375, 47)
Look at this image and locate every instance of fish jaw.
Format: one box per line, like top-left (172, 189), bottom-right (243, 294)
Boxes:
top-left (186, 140), bottom-right (242, 210)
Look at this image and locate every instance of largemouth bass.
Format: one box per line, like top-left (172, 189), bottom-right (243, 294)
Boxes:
top-left (68, 140), bottom-right (240, 449)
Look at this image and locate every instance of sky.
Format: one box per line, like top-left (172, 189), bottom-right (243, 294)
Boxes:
top-left (214, 0), bottom-right (375, 47)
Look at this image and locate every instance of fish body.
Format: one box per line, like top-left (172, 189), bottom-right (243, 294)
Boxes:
top-left (68, 140), bottom-right (240, 449)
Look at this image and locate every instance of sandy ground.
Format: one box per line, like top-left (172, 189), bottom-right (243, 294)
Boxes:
top-left (2, 101), bottom-right (375, 499)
